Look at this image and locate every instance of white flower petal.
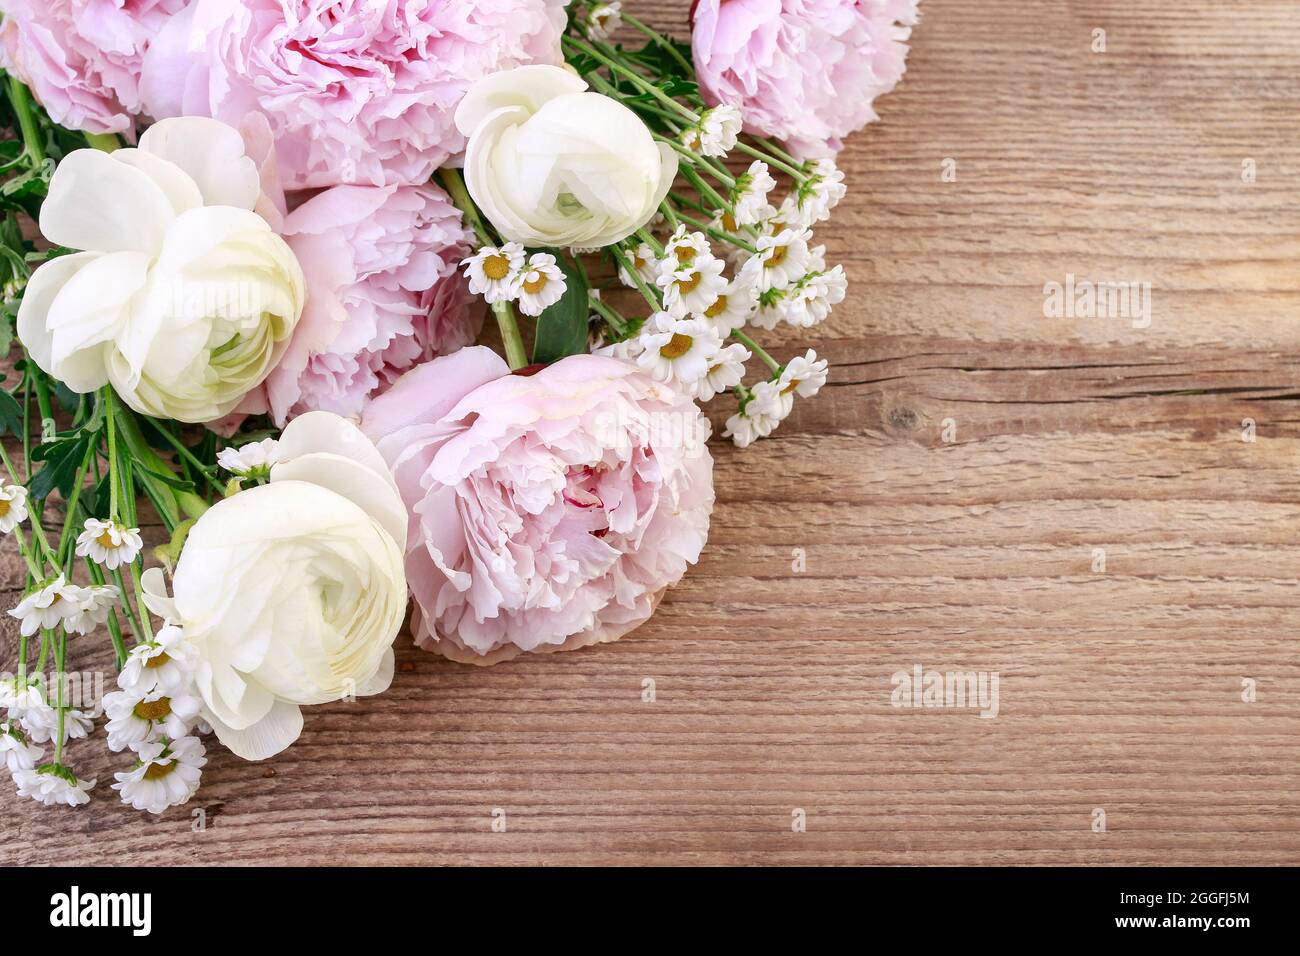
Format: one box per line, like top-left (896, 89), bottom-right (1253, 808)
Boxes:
top-left (455, 64), bottom-right (588, 138)
top-left (16, 251), bottom-right (101, 382)
top-left (139, 117), bottom-right (260, 211)
top-left (203, 699), bottom-right (304, 762)
top-left (39, 149), bottom-right (175, 254)
top-left (109, 149), bottom-right (205, 217)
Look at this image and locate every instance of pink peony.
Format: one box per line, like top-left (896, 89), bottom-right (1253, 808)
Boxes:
top-left (0, 0), bottom-right (185, 135)
top-left (362, 347), bottom-right (715, 665)
top-left (263, 182), bottom-right (480, 426)
top-left (139, 0), bottom-right (569, 189)
top-left (691, 0), bottom-right (920, 158)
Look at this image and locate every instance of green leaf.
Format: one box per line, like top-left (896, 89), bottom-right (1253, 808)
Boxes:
top-left (530, 251), bottom-right (590, 365)
top-left (0, 388), bottom-right (21, 437)
top-left (28, 436), bottom-right (87, 501)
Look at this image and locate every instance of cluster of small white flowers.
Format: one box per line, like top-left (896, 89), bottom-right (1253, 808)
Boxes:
top-left (7, 573), bottom-right (120, 637)
top-left (2, 676), bottom-right (96, 807)
top-left (599, 157), bottom-right (845, 445)
top-left (681, 104), bottom-right (743, 158)
top-left (463, 243), bottom-right (568, 317)
top-left (105, 624), bottom-right (207, 814)
top-left (216, 435), bottom-right (281, 480)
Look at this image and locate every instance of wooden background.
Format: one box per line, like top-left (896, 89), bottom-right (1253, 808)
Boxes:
top-left (3, 0), bottom-right (1299, 865)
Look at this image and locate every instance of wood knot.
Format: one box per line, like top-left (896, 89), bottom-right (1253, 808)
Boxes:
top-left (888, 407), bottom-right (920, 431)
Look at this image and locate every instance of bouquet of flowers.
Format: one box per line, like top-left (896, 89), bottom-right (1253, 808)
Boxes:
top-left (0, 1), bottom-right (918, 813)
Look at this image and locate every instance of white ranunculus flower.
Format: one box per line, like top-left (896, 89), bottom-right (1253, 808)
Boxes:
top-left (18, 117), bottom-right (305, 423)
top-left (143, 411), bottom-right (408, 761)
top-left (455, 65), bottom-right (678, 249)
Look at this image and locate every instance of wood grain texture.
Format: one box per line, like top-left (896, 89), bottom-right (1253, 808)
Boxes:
top-left (3, 0), bottom-right (1299, 865)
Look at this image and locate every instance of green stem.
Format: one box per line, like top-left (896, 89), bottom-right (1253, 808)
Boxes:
top-left (52, 630), bottom-right (66, 764)
top-left (733, 140), bottom-right (805, 182)
top-left (635, 227), bottom-right (664, 258)
top-left (490, 301), bottom-right (529, 370)
top-left (755, 136), bottom-right (804, 169)
top-left (656, 134), bottom-right (736, 189)
top-left (732, 330), bottom-right (782, 375)
top-left (6, 76), bottom-right (45, 166)
top-left (562, 34), bottom-right (699, 124)
top-left (83, 132), bottom-right (120, 152)
top-left (588, 296), bottom-right (630, 337)
top-left (82, 557), bottom-right (127, 667)
top-left (55, 442), bottom-right (96, 564)
top-left (680, 164), bottom-right (732, 215)
top-left (34, 631), bottom-right (49, 679)
top-left (105, 389), bottom-right (120, 519)
top-left (149, 421), bottom-right (224, 495)
top-left (611, 244), bottom-right (662, 312)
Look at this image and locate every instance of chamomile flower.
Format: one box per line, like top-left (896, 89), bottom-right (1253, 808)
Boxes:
top-left (657, 254), bottom-right (728, 318)
top-left (680, 104), bottom-right (742, 157)
top-left (785, 264), bottom-right (848, 327)
top-left (8, 574), bottom-right (87, 637)
top-left (62, 584), bottom-right (120, 637)
top-left (112, 736), bottom-right (206, 814)
top-left (695, 342), bottom-right (751, 402)
top-left (724, 381), bottom-right (788, 448)
top-left (586, 1), bottom-right (622, 40)
top-left (104, 688), bottom-right (202, 752)
top-left (75, 519), bottom-right (143, 570)
top-left (516, 253), bottom-right (567, 317)
top-left (10, 683), bottom-right (58, 744)
top-left (699, 276), bottom-right (759, 333)
top-left (635, 312), bottom-right (723, 387)
top-left (730, 161), bottom-right (777, 225)
top-left (462, 242), bottom-right (525, 304)
top-left (14, 763), bottom-right (94, 807)
top-left (0, 484), bottom-right (29, 533)
top-left (741, 228), bottom-right (812, 292)
top-left (795, 159), bottom-right (847, 223)
top-left (0, 721), bottom-right (41, 774)
top-left (774, 350), bottom-right (831, 414)
top-left (660, 225), bottom-right (712, 272)
top-left (750, 286), bottom-right (790, 330)
top-left (216, 436), bottom-right (281, 479)
top-left (118, 625), bottom-right (197, 697)
top-left (617, 242), bottom-right (660, 288)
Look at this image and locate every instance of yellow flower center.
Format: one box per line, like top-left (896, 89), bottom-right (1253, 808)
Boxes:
top-left (675, 246), bottom-right (697, 267)
top-left (675, 271), bottom-right (702, 294)
top-left (0, 500), bottom-right (9, 517)
top-left (96, 530), bottom-right (116, 548)
top-left (483, 254), bottom-right (511, 281)
top-left (660, 333), bottom-right (695, 360)
top-left (522, 273), bottom-right (548, 295)
top-left (765, 244), bottom-right (788, 268)
top-left (142, 761), bottom-right (176, 781)
top-left (721, 212), bottom-right (738, 232)
top-left (144, 651), bottom-right (172, 670)
top-left (704, 295), bottom-right (728, 318)
top-left (133, 697), bottom-right (172, 722)
top-left (781, 379), bottom-right (801, 395)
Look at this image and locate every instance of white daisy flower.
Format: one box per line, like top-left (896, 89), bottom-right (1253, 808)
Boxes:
top-left (695, 342), bottom-right (751, 402)
top-left (681, 104), bottom-right (742, 158)
top-left (216, 436), bottom-right (281, 479)
top-left (635, 312), bottom-right (723, 388)
top-left (62, 584), bottom-right (120, 636)
top-left (462, 242), bottom-right (525, 304)
top-left (755, 197), bottom-right (799, 237)
top-left (772, 350), bottom-right (831, 416)
top-left (657, 254), bottom-right (728, 318)
top-left (617, 242), bottom-right (660, 288)
top-left (14, 764), bottom-right (94, 807)
top-left (740, 228), bottom-right (812, 292)
top-left (724, 381), bottom-right (789, 448)
top-left (660, 225), bottom-right (712, 273)
top-left (0, 675), bottom-right (20, 712)
top-left (0, 484), bottom-right (29, 533)
top-left (750, 286), bottom-right (790, 330)
top-left (118, 625), bottom-right (197, 697)
top-left (700, 276), bottom-right (759, 333)
top-left (11, 683), bottom-right (58, 744)
top-left (586, 1), bottom-right (622, 41)
top-left (75, 519), bottom-right (143, 570)
top-left (592, 336), bottom-right (645, 363)
top-left (103, 688), bottom-right (202, 753)
top-left (7, 574), bottom-right (87, 637)
top-left (785, 264), bottom-right (848, 327)
top-left (112, 736), bottom-right (206, 815)
top-left (516, 253), bottom-right (567, 317)
top-left (0, 721), bottom-right (42, 774)
top-left (731, 161), bottom-right (777, 225)
top-left (795, 158), bottom-right (847, 224)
